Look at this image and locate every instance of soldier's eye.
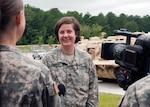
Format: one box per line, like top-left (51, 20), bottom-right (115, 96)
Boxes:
top-left (59, 31), bottom-right (64, 34)
top-left (67, 30), bottom-right (72, 34)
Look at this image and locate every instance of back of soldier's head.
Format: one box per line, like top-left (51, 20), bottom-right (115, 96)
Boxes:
top-left (0, 0), bottom-right (23, 31)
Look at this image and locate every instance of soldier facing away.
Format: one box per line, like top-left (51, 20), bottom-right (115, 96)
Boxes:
top-left (118, 74), bottom-right (150, 107)
top-left (0, 0), bottom-right (60, 106)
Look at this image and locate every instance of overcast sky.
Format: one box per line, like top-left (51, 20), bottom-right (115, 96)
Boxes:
top-left (24, 0), bottom-right (150, 16)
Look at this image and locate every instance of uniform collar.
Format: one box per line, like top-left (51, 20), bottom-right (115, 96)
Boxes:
top-left (0, 44), bottom-right (20, 52)
top-left (56, 47), bottom-right (79, 65)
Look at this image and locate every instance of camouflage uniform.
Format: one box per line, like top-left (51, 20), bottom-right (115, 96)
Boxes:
top-left (118, 74), bottom-right (150, 107)
top-left (0, 45), bottom-right (60, 107)
top-left (42, 47), bottom-right (98, 107)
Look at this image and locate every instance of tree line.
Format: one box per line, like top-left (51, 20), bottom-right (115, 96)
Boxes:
top-left (18, 4), bottom-right (150, 45)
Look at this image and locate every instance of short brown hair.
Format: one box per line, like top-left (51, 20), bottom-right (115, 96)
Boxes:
top-left (54, 16), bottom-right (81, 43)
top-left (0, 0), bottom-right (23, 31)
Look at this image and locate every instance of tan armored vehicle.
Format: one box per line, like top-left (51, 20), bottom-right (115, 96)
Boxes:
top-left (76, 34), bottom-right (137, 79)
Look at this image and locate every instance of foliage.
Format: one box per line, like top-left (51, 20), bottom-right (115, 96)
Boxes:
top-left (80, 25), bottom-right (91, 39)
top-left (47, 35), bottom-right (55, 46)
top-left (91, 24), bottom-right (103, 37)
top-left (124, 21), bottom-right (138, 31)
top-left (22, 4), bottom-right (150, 45)
top-left (37, 36), bottom-right (44, 45)
top-left (99, 93), bottom-right (122, 107)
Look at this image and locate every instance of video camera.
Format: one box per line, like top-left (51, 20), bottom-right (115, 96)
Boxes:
top-left (101, 28), bottom-right (150, 90)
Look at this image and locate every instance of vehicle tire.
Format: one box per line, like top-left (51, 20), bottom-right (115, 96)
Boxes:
top-left (33, 56), bottom-right (35, 59)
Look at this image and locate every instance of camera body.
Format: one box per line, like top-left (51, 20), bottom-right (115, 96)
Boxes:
top-left (101, 29), bottom-right (150, 90)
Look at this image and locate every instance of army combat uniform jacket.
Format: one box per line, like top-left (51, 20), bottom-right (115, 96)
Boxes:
top-left (42, 47), bottom-right (98, 107)
top-left (0, 45), bottom-right (60, 107)
top-left (119, 74), bottom-right (150, 107)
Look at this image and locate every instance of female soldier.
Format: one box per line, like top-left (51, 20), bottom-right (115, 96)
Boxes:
top-left (0, 0), bottom-right (60, 106)
top-left (42, 16), bottom-right (98, 107)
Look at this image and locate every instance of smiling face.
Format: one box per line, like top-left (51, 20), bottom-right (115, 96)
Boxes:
top-left (58, 24), bottom-right (76, 48)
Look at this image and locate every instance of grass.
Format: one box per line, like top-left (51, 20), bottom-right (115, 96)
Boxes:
top-left (16, 44), bottom-right (52, 52)
top-left (99, 93), bottom-right (122, 107)
top-left (17, 45), bottom-right (31, 51)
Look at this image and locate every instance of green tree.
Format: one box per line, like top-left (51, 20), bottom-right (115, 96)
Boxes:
top-left (38, 36), bottom-right (44, 45)
top-left (65, 11), bottom-right (83, 23)
top-left (44, 8), bottom-right (63, 43)
top-left (97, 13), bottom-right (107, 27)
top-left (82, 12), bottom-right (92, 26)
top-left (17, 36), bottom-right (28, 45)
top-left (117, 14), bottom-right (128, 29)
top-left (106, 12), bottom-right (118, 35)
top-left (47, 36), bottom-right (55, 46)
top-left (91, 24), bottom-right (103, 37)
top-left (142, 15), bottom-right (150, 32)
top-left (80, 25), bottom-right (91, 39)
top-left (24, 4), bottom-right (45, 44)
top-left (124, 21), bottom-right (138, 32)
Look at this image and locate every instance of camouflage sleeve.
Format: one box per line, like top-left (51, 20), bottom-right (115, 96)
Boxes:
top-left (41, 55), bottom-right (56, 95)
top-left (41, 55), bottom-right (49, 67)
top-left (36, 62), bottom-right (61, 107)
top-left (86, 58), bottom-right (99, 107)
top-left (118, 85), bottom-right (139, 107)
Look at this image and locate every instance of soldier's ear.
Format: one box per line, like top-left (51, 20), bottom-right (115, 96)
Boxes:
top-left (15, 11), bottom-right (22, 25)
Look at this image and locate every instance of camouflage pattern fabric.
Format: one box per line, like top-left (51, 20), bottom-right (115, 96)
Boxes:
top-left (0, 45), bottom-right (60, 107)
top-left (118, 74), bottom-right (150, 107)
top-left (42, 47), bottom-right (98, 107)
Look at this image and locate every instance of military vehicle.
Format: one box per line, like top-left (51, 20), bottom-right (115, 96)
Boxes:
top-left (76, 34), bottom-right (137, 80)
